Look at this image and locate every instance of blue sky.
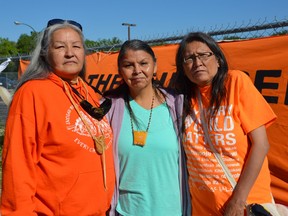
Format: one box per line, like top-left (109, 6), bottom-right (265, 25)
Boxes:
top-left (1, 0), bottom-right (287, 42)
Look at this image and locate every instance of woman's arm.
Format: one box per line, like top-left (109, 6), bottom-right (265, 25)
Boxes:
top-left (224, 125), bottom-right (270, 216)
top-left (1, 91), bottom-right (39, 215)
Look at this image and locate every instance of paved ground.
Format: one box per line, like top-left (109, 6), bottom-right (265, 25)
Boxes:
top-left (0, 98), bottom-right (7, 199)
top-left (0, 99), bottom-right (8, 127)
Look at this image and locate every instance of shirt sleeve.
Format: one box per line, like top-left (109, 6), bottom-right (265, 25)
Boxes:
top-left (1, 88), bottom-right (40, 215)
top-left (231, 70), bottom-right (277, 134)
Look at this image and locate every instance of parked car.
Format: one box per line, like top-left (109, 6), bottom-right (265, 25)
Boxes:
top-left (0, 77), bottom-right (17, 89)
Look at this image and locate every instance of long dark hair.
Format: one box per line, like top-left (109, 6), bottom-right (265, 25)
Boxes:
top-left (173, 32), bottom-right (228, 120)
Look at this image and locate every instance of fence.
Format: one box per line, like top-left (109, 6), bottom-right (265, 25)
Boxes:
top-left (87, 17), bottom-right (288, 52)
top-left (0, 17), bottom-right (287, 62)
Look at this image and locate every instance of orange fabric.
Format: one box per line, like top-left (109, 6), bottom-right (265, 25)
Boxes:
top-left (220, 36), bottom-right (288, 206)
top-left (18, 35), bottom-right (288, 206)
top-left (85, 52), bottom-right (120, 92)
top-left (1, 73), bottom-right (115, 215)
top-left (183, 70), bottom-right (276, 215)
top-left (18, 59), bottom-right (30, 78)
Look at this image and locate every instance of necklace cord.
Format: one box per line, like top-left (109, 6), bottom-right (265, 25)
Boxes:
top-left (127, 93), bottom-right (155, 146)
top-left (128, 94), bottom-right (155, 132)
top-left (62, 79), bottom-right (107, 190)
top-left (68, 80), bottom-right (111, 120)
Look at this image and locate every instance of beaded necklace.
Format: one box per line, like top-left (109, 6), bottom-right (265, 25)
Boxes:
top-left (128, 94), bottom-right (155, 146)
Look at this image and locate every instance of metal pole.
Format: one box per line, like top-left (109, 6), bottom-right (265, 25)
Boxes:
top-left (14, 21), bottom-right (36, 33)
top-left (128, 26), bottom-right (131, 40)
top-left (122, 23), bottom-right (136, 40)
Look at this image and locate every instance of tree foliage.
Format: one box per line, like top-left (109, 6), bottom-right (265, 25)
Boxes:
top-left (0, 38), bottom-right (18, 56)
top-left (0, 38), bottom-right (18, 72)
top-left (85, 37), bottom-right (122, 51)
top-left (16, 33), bottom-right (37, 54)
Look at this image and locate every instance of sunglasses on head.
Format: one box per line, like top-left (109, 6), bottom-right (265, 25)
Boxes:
top-left (70, 85), bottom-right (111, 121)
top-left (47, 18), bottom-right (83, 31)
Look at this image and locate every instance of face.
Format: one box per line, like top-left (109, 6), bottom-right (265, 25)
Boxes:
top-left (118, 49), bottom-right (157, 94)
top-left (183, 41), bottom-right (219, 86)
top-left (48, 27), bottom-right (85, 81)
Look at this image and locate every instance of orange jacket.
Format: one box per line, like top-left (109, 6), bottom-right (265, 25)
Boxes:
top-left (1, 73), bottom-right (115, 215)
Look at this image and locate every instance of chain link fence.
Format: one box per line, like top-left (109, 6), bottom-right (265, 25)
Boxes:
top-left (1, 17), bottom-right (287, 61)
top-left (85, 17), bottom-right (288, 52)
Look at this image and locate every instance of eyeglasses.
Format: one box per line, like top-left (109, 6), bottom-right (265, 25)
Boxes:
top-left (70, 85), bottom-right (111, 121)
top-left (183, 52), bottom-right (214, 64)
top-left (47, 18), bottom-right (83, 31)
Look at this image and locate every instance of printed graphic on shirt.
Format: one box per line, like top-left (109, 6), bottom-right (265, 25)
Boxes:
top-left (183, 104), bottom-right (241, 193)
top-left (65, 105), bottom-right (112, 152)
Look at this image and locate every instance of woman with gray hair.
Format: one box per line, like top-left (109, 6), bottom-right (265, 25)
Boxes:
top-left (1, 19), bottom-right (115, 215)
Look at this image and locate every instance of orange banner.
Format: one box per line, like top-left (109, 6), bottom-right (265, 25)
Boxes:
top-left (221, 36), bottom-right (288, 206)
top-left (19, 35), bottom-right (288, 205)
top-left (18, 59), bottom-right (30, 78)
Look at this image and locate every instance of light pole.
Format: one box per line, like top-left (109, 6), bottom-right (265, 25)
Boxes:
top-left (14, 21), bottom-right (36, 33)
top-left (122, 23), bottom-right (136, 40)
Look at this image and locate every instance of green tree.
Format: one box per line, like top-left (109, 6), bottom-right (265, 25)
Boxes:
top-left (16, 32), bottom-right (37, 54)
top-left (85, 37), bottom-right (122, 52)
top-left (0, 38), bottom-right (18, 56)
top-left (0, 38), bottom-right (18, 72)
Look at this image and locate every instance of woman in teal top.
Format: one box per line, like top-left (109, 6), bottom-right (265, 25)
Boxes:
top-left (104, 39), bottom-right (191, 216)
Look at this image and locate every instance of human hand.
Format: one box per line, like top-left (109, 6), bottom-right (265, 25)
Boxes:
top-left (223, 198), bottom-right (246, 216)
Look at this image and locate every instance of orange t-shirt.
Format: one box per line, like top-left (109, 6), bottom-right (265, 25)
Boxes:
top-left (1, 73), bottom-right (115, 216)
top-left (183, 70), bottom-right (276, 216)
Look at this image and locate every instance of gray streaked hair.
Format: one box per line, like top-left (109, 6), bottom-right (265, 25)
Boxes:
top-left (15, 22), bottom-right (87, 92)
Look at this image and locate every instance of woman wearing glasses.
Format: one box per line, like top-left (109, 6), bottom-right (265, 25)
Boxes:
top-left (1, 19), bottom-right (115, 215)
top-left (104, 39), bottom-right (191, 216)
top-left (173, 32), bottom-right (280, 215)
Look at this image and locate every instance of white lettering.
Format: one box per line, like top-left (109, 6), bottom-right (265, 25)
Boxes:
top-left (226, 133), bottom-right (236, 145)
top-left (214, 133), bottom-right (225, 146)
top-left (224, 116), bottom-right (234, 131)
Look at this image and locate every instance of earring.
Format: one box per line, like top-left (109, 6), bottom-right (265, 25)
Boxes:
top-left (153, 73), bottom-right (156, 77)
